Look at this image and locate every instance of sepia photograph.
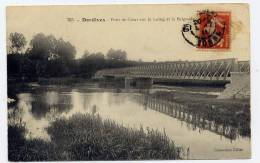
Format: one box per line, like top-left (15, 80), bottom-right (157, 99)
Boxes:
top-left (6, 4), bottom-right (251, 161)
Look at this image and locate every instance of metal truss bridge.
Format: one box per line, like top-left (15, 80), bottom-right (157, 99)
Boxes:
top-left (95, 58), bottom-right (249, 82)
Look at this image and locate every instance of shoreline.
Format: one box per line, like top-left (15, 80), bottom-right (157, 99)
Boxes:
top-left (8, 113), bottom-right (184, 161)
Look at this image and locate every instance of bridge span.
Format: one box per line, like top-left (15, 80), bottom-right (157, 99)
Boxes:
top-left (94, 58), bottom-right (250, 88)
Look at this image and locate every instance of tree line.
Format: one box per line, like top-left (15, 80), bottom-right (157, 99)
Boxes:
top-left (7, 32), bottom-right (144, 80)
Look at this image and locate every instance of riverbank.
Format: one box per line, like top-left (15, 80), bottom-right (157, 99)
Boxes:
top-left (38, 77), bottom-right (96, 85)
top-left (8, 114), bottom-right (184, 161)
top-left (7, 77), bottom-right (95, 100)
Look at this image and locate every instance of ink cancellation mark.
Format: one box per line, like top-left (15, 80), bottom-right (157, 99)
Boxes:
top-left (181, 10), bottom-right (230, 49)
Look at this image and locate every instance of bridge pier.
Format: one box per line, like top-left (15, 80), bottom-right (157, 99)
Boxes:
top-left (98, 75), bottom-right (125, 88)
top-left (218, 72), bottom-right (250, 99)
top-left (125, 77), bottom-right (134, 89)
top-left (125, 77), bottom-right (153, 89)
top-left (136, 78), bottom-right (153, 89)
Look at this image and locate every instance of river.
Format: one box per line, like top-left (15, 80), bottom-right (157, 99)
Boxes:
top-left (8, 83), bottom-right (251, 160)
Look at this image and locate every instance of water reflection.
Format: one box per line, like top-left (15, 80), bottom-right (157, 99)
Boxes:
top-left (132, 94), bottom-right (243, 141)
top-left (28, 92), bottom-right (73, 120)
top-left (8, 92), bottom-right (74, 140)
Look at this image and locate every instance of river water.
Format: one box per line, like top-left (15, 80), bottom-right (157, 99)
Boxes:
top-left (8, 83), bottom-right (250, 160)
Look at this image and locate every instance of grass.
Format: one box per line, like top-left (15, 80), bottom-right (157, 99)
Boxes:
top-left (8, 125), bottom-right (55, 161)
top-left (8, 113), bottom-right (184, 161)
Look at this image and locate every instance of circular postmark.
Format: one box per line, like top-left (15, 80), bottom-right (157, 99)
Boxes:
top-left (182, 10), bottom-right (230, 49)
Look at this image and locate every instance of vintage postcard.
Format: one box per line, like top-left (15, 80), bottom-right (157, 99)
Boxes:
top-left (6, 4), bottom-right (250, 161)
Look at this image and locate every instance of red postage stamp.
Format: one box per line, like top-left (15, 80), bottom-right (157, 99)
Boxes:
top-left (182, 10), bottom-right (231, 49)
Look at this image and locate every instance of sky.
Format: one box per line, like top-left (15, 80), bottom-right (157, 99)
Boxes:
top-left (6, 4), bottom-right (250, 61)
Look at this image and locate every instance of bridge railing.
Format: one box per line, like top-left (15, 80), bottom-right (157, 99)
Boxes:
top-left (238, 61), bottom-right (250, 72)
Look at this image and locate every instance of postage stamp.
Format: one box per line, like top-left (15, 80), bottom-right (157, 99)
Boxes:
top-left (182, 10), bottom-right (231, 49)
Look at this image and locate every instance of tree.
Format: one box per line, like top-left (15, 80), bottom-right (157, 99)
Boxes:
top-left (55, 38), bottom-right (76, 61)
top-left (77, 52), bottom-right (106, 78)
top-left (82, 50), bottom-right (90, 58)
top-left (29, 33), bottom-right (76, 61)
top-left (87, 52), bottom-right (105, 60)
top-left (29, 33), bottom-right (51, 60)
top-left (9, 32), bottom-right (27, 54)
top-left (46, 35), bottom-right (59, 60)
top-left (28, 33), bottom-right (76, 77)
top-left (7, 54), bottom-right (23, 76)
top-left (106, 48), bottom-right (127, 61)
